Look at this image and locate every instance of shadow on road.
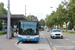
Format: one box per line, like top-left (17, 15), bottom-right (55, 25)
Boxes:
top-left (21, 41), bottom-right (39, 44)
top-left (51, 37), bottom-right (64, 39)
top-left (51, 36), bottom-right (68, 39)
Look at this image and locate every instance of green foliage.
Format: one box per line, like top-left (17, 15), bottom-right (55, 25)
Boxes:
top-left (0, 20), bottom-right (3, 30)
top-left (26, 15), bottom-right (34, 21)
top-left (0, 2), bottom-right (7, 30)
top-left (39, 19), bottom-right (45, 26)
top-left (0, 31), bottom-right (7, 35)
top-left (27, 16), bottom-right (31, 20)
top-left (62, 31), bottom-right (75, 34)
top-left (68, 22), bottom-right (74, 30)
top-left (67, 0), bottom-right (75, 29)
top-left (41, 27), bottom-right (44, 31)
top-left (45, 11), bottom-right (56, 27)
top-left (69, 32), bottom-right (75, 33)
top-left (62, 31), bottom-right (65, 32)
top-left (74, 25), bottom-right (75, 29)
top-left (0, 2), bottom-right (7, 14)
top-left (45, 0), bottom-right (75, 31)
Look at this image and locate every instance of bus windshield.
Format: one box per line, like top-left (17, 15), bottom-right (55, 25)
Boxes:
top-left (19, 21), bottom-right (39, 35)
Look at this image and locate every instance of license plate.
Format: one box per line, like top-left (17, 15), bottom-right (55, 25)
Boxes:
top-left (27, 40), bottom-right (30, 41)
top-left (26, 36), bottom-right (30, 38)
top-left (56, 35), bottom-right (59, 37)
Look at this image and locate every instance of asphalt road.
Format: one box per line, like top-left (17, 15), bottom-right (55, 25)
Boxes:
top-left (18, 31), bottom-right (75, 50)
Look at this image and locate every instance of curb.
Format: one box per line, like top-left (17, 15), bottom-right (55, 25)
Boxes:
top-left (15, 41), bottom-right (24, 50)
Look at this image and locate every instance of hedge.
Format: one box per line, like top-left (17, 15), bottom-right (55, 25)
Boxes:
top-left (0, 31), bottom-right (7, 35)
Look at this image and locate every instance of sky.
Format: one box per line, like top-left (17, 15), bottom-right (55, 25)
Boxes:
top-left (0, 0), bottom-right (67, 21)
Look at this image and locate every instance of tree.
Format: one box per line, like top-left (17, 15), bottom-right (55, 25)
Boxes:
top-left (45, 14), bottom-right (53, 28)
top-left (26, 15), bottom-right (35, 21)
top-left (45, 0), bottom-right (75, 31)
top-left (0, 2), bottom-right (7, 30)
top-left (0, 2), bottom-right (7, 14)
top-left (27, 16), bottom-right (30, 20)
top-left (67, 0), bottom-right (75, 29)
top-left (39, 19), bottom-right (45, 26)
top-left (61, 1), bottom-right (69, 31)
top-left (45, 11), bottom-right (63, 28)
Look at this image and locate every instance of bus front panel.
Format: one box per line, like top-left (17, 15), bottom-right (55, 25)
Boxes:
top-left (18, 21), bottom-right (39, 41)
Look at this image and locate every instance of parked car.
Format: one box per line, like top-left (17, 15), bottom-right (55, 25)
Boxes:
top-left (50, 29), bottom-right (63, 39)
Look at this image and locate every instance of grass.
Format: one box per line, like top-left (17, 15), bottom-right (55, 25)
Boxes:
top-left (62, 31), bottom-right (75, 34)
top-left (0, 31), bottom-right (7, 35)
top-left (69, 31), bottom-right (75, 33)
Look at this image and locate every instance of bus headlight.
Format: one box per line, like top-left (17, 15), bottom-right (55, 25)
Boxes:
top-left (32, 35), bottom-right (39, 38)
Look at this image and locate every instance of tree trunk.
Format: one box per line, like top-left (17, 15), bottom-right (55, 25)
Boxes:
top-left (66, 22), bottom-right (67, 32)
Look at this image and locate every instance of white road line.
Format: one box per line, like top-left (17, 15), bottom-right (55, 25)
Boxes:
top-left (15, 41), bottom-right (24, 50)
top-left (72, 41), bottom-right (75, 43)
top-left (65, 39), bottom-right (69, 40)
top-left (63, 35), bottom-right (75, 40)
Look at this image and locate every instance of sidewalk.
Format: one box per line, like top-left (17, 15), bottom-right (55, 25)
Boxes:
top-left (0, 33), bottom-right (21, 50)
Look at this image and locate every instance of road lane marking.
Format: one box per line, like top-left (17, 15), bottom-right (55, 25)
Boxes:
top-left (41, 39), bottom-right (42, 40)
top-left (48, 39), bottom-right (49, 40)
top-left (49, 42), bottom-right (52, 45)
top-left (45, 34), bottom-right (48, 39)
top-left (41, 37), bottom-right (42, 39)
top-left (64, 33), bottom-right (73, 36)
top-left (65, 38), bottom-right (69, 40)
top-left (44, 33), bottom-right (52, 50)
top-left (53, 47), bottom-right (56, 50)
top-left (40, 42), bottom-right (42, 45)
top-left (46, 36), bottom-right (48, 38)
top-left (40, 33), bottom-right (42, 41)
top-left (72, 41), bottom-right (75, 43)
top-left (40, 47), bottom-right (42, 49)
top-left (41, 36), bottom-right (42, 38)
top-left (45, 34), bottom-right (47, 37)
top-left (63, 33), bottom-right (75, 38)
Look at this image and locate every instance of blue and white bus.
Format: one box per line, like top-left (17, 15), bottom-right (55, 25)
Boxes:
top-left (18, 20), bottom-right (39, 42)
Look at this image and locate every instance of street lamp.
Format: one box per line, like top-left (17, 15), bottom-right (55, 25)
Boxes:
top-left (25, 5), bottom-right (26, 17)
top-left (50, 7), bottom-right (53, 8)
top-left (50, 7), bottom-right (57, 29)
top-left (29, 13), bottom-right (32, 21)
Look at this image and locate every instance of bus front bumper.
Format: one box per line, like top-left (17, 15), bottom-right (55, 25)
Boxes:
top-left (18, 37), bottom-right (39, 41)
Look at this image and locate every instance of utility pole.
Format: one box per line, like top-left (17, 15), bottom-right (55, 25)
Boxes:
top-left (25, 5), bottom-right (26, 17)
top-left (7, 0), bottom-right (11, 39)
top-left (29, 13), bottom-right (31, 21)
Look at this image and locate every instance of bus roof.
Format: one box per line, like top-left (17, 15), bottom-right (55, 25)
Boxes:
top-left (19, 20), bottom-right (38, 22)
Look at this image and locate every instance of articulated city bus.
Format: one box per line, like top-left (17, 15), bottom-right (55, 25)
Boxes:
top-left (18, 20), bottom-right (39, 42)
